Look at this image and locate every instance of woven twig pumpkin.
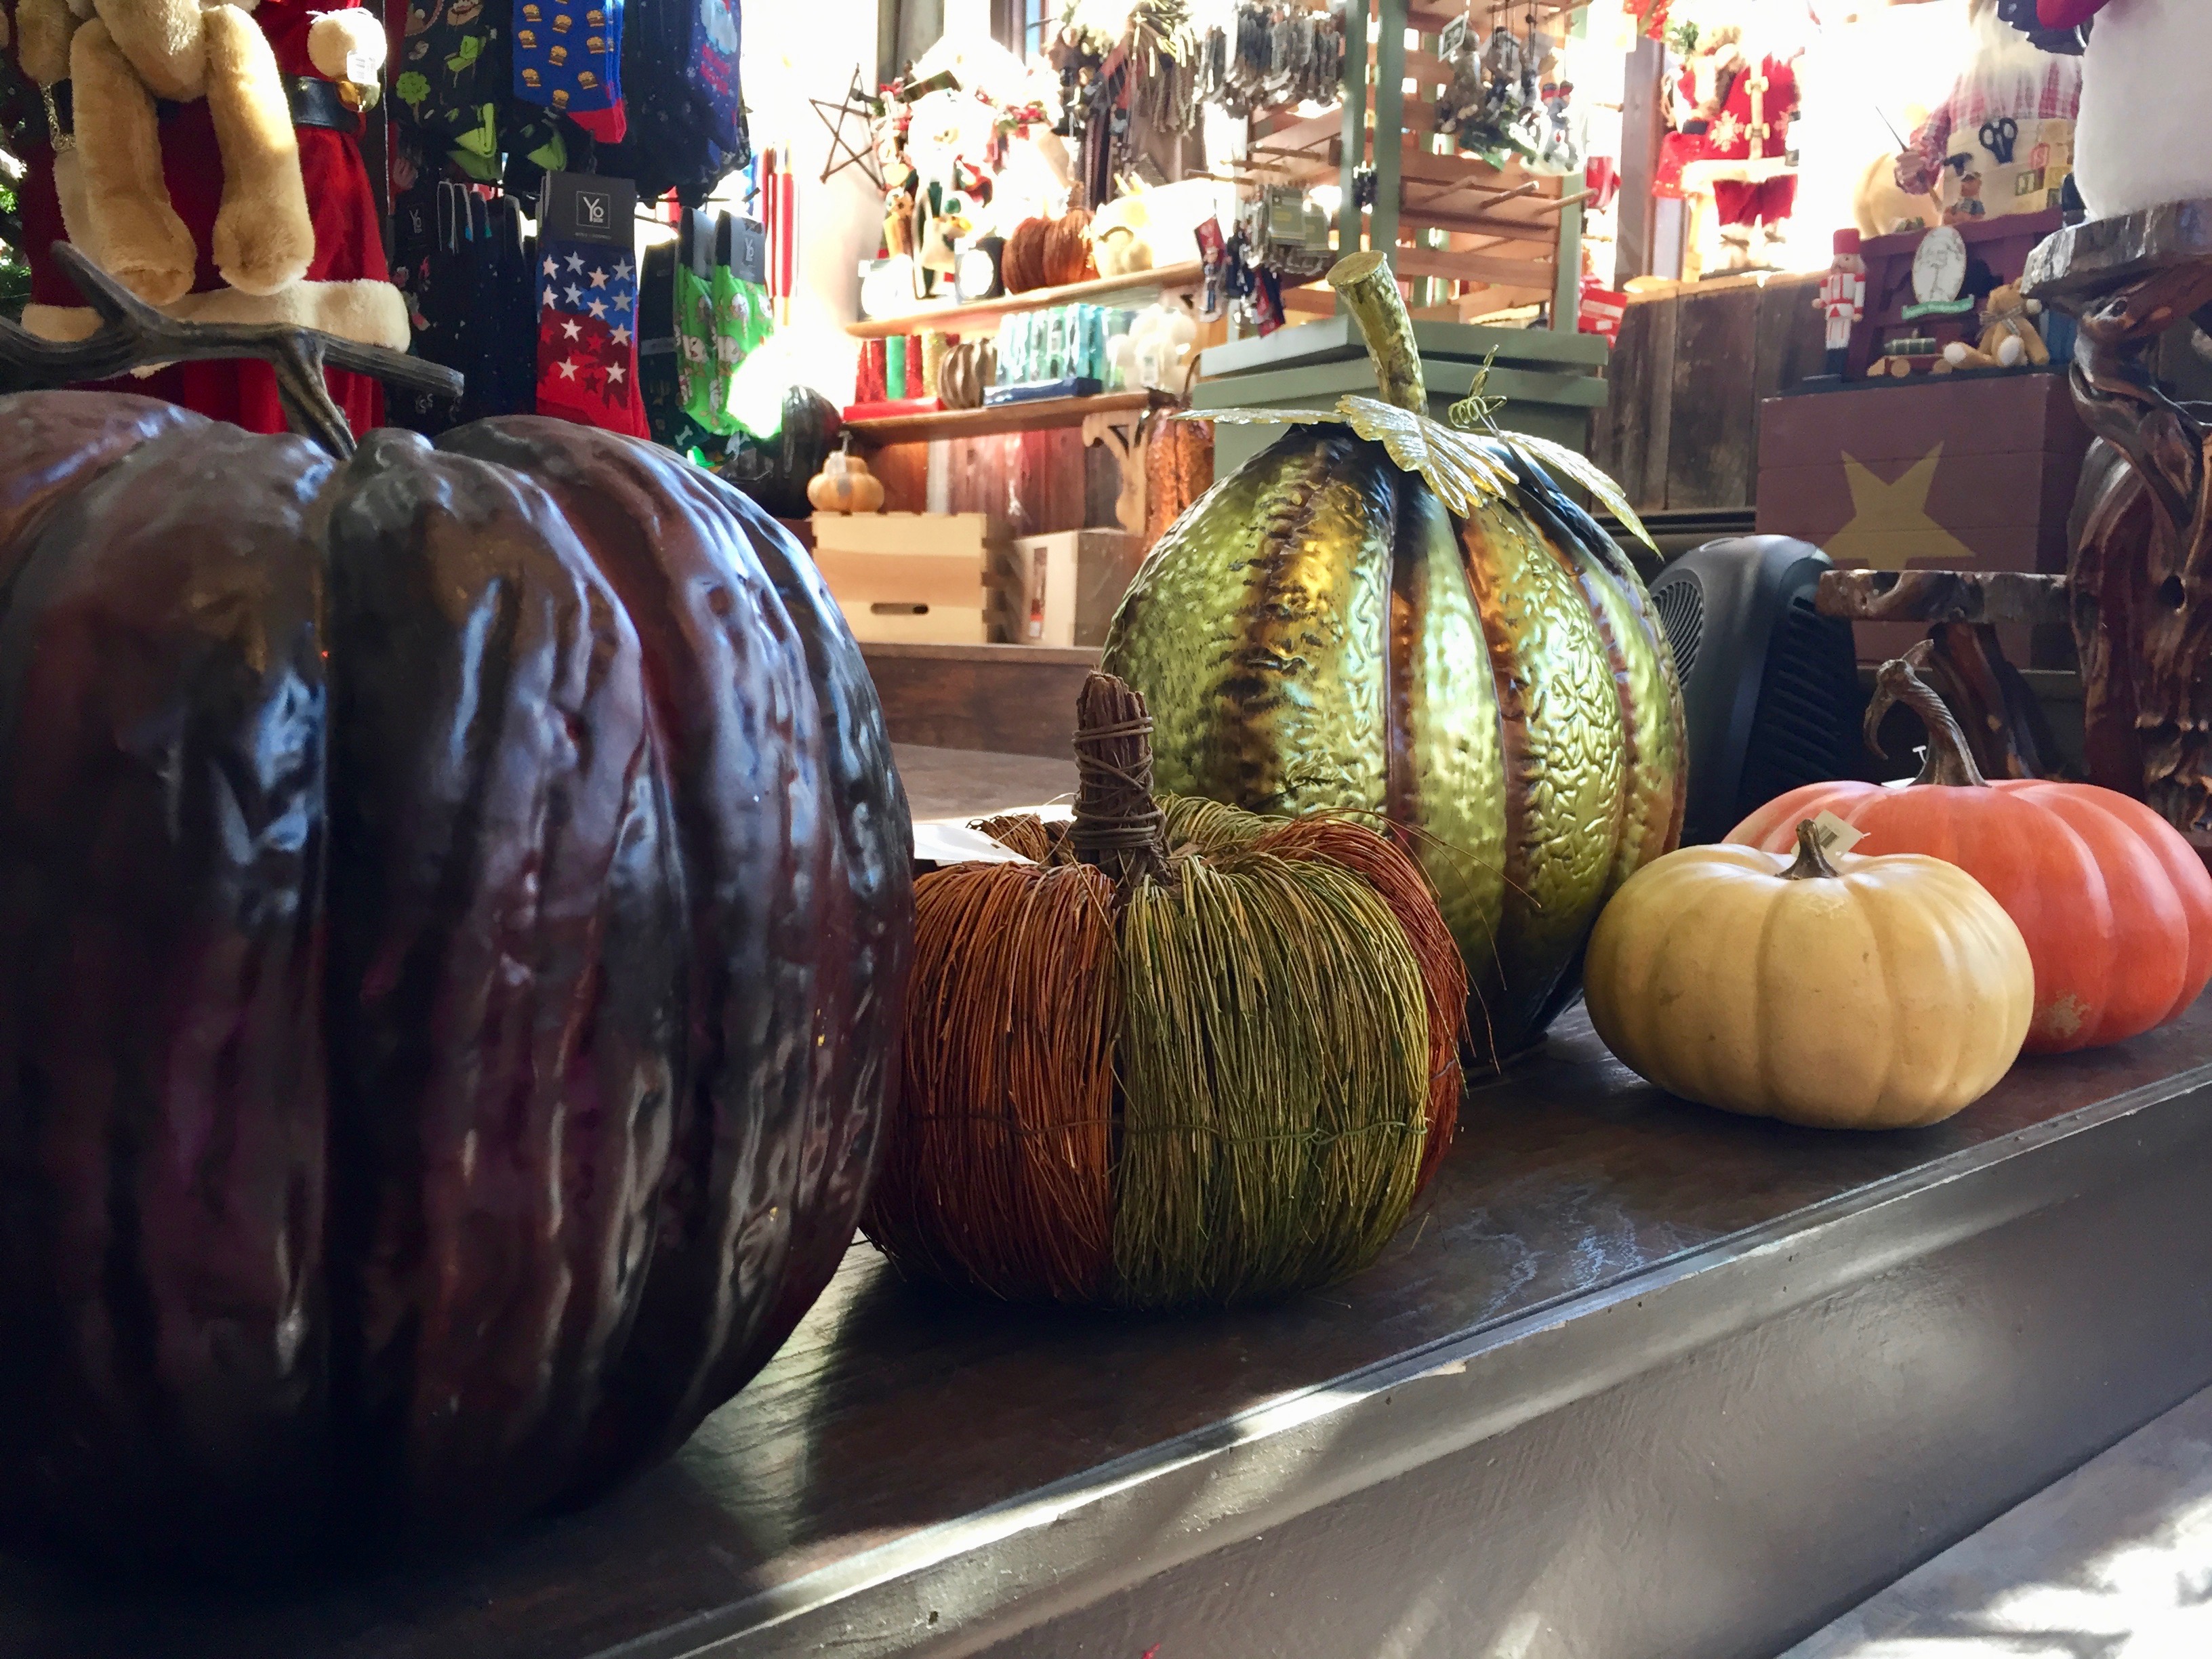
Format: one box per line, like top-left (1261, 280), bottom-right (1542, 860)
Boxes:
top-left (1042, 208), bottom-right (1097, 287)
top-left (1002, 217), bottom-right (1051, 293)
top-left (865, 674), bottom-right (1467, 1308)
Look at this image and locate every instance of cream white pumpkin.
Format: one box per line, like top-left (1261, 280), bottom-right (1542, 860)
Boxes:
top-left (1584, 823), bottom-right (2034, 1130)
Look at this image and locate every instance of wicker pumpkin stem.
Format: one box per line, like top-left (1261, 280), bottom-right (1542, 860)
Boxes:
top-left (1866, 657), bottom-right (1989, 789)
top-left (1071, 672), bottom-right (1170, 885)
top-left (1327, 251), bottom-right (1428, 415)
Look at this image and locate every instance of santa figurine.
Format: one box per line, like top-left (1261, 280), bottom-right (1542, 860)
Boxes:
top-left (1816, 227), bottom-right (1868, 380)
top-left (5, 0), bottom-right (405, 434)
top-left (1671, 18), bottom-right (1802, 269)
top-left (2029, 0), bottom-right (2212, 221)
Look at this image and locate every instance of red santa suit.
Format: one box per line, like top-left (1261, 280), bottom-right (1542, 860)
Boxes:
top-left (1676, 50), bottom-right (1801, 230)
top-left (12, 0), bottom-right (403, 436)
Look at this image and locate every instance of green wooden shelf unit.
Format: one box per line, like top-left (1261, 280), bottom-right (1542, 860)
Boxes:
top-left (1254, 0), bottom-right (1588, 325)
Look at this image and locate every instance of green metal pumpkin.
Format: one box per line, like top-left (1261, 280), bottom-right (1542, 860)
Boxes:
top-left (1102, 254), bottom-right (1686, 1061)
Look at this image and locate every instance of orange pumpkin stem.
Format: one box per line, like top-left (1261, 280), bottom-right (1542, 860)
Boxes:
top-left (1070, 672), bottom-right (1170, 886)
top-left (1866, 657), bottom-right (1988, 789)
top-left (1781, 819), bottom-right (1843, 882)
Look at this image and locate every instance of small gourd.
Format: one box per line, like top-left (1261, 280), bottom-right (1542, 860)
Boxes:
top-left (806, 443), bottom-right (886, 515)
top-left (1729, 657), bottom-right (2212, 1052)
top-left (935, 337), bottom-right (997, 410)
top-left (1585, 821), bottom-right (2033, 1130)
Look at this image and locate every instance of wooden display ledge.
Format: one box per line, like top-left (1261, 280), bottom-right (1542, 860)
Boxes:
top-left (12, 998), bottom-right (2211, 1656)
top-left (843, 389), bottom-right (1174, 446)
top-left (859, 640), bottom-right (1101, 758)
top-left (844, 263), bottom-right (1206, 342)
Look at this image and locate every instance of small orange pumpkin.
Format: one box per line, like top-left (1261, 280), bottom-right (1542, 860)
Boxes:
top-left (1729, 658), bottom-right (2212, 1054)
top-left (806, 447), bottom-right (886, 515)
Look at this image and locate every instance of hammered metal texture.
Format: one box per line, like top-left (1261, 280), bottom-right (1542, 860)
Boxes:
top-left (1105, 426), bottom-right (1685, 1061)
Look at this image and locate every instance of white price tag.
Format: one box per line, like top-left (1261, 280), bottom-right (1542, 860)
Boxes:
top-left (912, 821), bottom-right (1037, 868)
top-left (346, 50), bottom-right (378, 85)
top-left (1809, 811), bottom-right (1867, 858)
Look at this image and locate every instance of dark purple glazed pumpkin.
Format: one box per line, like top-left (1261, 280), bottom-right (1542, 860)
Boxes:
top-left (0, 394), bottom-right (913, 1568)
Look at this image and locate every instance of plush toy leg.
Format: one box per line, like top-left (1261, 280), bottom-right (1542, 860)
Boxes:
top-left (202, 5), bottom-right (313, 297)
top-left (91, 0), bottom-right (206, 101)
top-left (71, 19), bottom-right (197, 305)
top-left (15, 0), bottom-right (81, 87)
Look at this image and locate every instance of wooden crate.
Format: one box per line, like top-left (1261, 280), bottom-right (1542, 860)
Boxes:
top-left (1755, 372), bottom-right (2091, 666)
top-left (991, 531), bottom-right (1148, 648)
top-left (1589, 271), bottom-right (1830, 514)
top-left (808, 512), bottom-right (1000, 645)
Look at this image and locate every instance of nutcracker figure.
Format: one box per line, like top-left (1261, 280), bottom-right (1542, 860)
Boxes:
top-left (1816, 227), bottom-right (1868, 380)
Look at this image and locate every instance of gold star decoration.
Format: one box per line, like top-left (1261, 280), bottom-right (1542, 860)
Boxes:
top-left (1820, 445), bottom-right (1978, 573)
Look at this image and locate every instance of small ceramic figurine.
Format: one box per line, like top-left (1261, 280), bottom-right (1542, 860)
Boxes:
top-left (1816, 227), bottom-right (1869, 378)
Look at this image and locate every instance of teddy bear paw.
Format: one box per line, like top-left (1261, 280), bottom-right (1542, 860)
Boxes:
top-left (100, 206), bottom-right (197, 308)
top-left (213, 198), bottom-right (314, 298)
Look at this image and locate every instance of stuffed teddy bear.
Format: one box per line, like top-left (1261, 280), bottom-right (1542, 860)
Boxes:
top-left (7, 0), bottom-right (403, 431)
top-left (1939, 281), bottom-right (2050, 371)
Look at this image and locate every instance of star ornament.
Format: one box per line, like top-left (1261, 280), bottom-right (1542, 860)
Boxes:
top-left (1820, 445), bottom-right (1978, 572)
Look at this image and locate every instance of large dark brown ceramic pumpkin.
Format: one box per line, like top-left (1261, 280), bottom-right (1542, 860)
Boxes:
top-left (0, 392), bottom-right (915, 1568)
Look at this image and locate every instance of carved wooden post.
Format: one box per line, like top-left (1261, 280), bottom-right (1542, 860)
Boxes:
top-left (1816, 569), bottom-right (2074, 782)
top-left (2023, 201), bottom-right (2212, 857)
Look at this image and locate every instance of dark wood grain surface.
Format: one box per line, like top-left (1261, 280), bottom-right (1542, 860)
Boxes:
top-left (3, 993), bottom-right (2209, 1659)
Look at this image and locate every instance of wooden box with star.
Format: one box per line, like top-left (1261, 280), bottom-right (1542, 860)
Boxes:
top-left (1755, 371), bottom-right (2091, 667)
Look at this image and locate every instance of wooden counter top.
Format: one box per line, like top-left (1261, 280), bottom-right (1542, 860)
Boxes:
top-left (5, 997), bottom-right (2211, 1658)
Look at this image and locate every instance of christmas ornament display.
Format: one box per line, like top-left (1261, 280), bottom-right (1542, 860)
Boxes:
top-left (0, 284), bottom-right (912, 1567)
top-left (1103, 253), bottom-right (1685, 1061)
top-left (1729, 659), bottom-right (2212, 1055)
top-left (1586, 822), bottom-right (2034, 1131)
top-left (867, 674), bottom-right (1462, 1308)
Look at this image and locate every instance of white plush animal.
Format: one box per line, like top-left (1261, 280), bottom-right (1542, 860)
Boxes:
top-left (2068, 0), bottom-right (2212, 220)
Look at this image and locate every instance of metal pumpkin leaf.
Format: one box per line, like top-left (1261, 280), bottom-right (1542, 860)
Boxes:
top-left (1334, 396), bottom-right (1516, 518)
top-left (1499, 431), bottom-right (1662, 556)
top-left (1186, 407), bottom-right (1338, 427)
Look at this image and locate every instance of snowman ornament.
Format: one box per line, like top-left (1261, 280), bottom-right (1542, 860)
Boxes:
top-left (2036, 0), bottom-right (2212, 220)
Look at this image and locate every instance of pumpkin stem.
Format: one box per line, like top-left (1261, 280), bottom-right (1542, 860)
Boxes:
top-left (0, 243), bottom-right (459, 460)
top-left (1327, 252), bottom-right (1429, 416)
top-left (1070, 672), bottom-right (1170, 886)
top-left (1780, 819), bottom-right (1843, 882)
top-left (1864, 656), bottom-right (1988, 789)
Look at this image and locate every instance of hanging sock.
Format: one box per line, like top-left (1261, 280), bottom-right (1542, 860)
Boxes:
top-left (514, 0), bottom-right (626, 140)
top-left (676, 209), bottom-right (728, 434)
top-left (534, 171), bottom-right (650, 438)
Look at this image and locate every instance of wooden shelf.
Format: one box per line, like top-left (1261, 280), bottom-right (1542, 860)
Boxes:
top-left (845, 389), bottom-right (1175, 445)
top-left (845, 264), bottom-right (1206, 340)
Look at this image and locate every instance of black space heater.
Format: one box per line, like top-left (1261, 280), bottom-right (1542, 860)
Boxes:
top-left (1647, 537), bottom-right (1862, 845)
